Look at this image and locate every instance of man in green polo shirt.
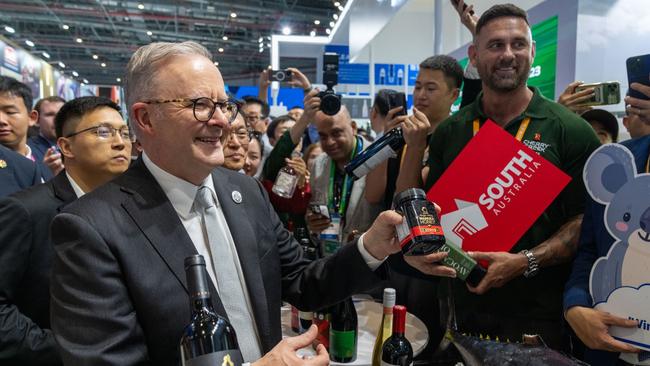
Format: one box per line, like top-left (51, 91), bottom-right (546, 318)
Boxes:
top-left (396, 4), bottom-right (600, 351)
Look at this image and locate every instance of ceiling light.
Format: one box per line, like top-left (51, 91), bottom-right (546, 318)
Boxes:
top-left (4, 26), bottom-right (15, 34)
top-left (124, 16), bottom-right (129, 21)
top-left (334, 1), bottom-right (341, 6)
top-left (72, 71), bottom-right (79, 77)
top-left (267, 36), bottom-right (271, 40)
top-left (76, 38), bottom-right (83, 43)
top-left (258, 37), bottom-right (263, 42)
top-left (100, 62), bottom-right (106, 67)
top-left (310, 30), bottom-right (316, 37)
top-left (25, 40), bottom-right (35, 47)
top-left (326, 28), bottom-right (331, 35)
top-left (230, 12), bottom-right (237, 18)
top-left (259, 48), bottom-right (264, 53)
top-left (338, 5), bottom-right (344, 11)
top-left (218, 47), bottom-right (224, 53)
top-left (146, 31), bottom-right (152, 36)
top-left (266, 42), bottom-right (271, 47)
top-left (222, 36), bottom-right (228, 40)
top-left (329, 21), bottom-right (335, 27)
top-left (214, 61), bottom-right (219, 66)
top-left (92, 54), bottom-right (98, 60)
top-left (80, 82), bottom-right (85, 86)
top-left (116, 77), bottom-right (121, 82)
top-left (83, 78), bottom-right (89, 84)
top-left (62, 24), bottom-right (69, 30)
top-left (282, 26), bottom-right (291, 35)
top-left (42, 52), bottom-right (50, 59)
top-left (58, 61), bottom-right (65, 68)
top-left (314, 20), bottom-right (320, 25)
top-left (137, 3), bottom-right (144, 10)
top-left (333, 14), bottom-right (338, 20)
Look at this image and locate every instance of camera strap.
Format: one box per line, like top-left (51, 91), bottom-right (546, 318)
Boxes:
top-left (328, 136), bottom-right (363, 219)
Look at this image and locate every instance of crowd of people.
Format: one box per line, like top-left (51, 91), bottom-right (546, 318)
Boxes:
top-left (1, 1), bottom-right (650, 366)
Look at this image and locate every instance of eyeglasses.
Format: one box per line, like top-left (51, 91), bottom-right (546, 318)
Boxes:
top-left (65, 124), bottom-right (134, 142)
top-left (228, 126), bottom-right (251, 144)
top-left (143, 97), bottom-right (240, 123)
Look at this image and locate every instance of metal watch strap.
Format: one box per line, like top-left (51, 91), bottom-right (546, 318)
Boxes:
top-left (522, 249), bottom-right (539, 278)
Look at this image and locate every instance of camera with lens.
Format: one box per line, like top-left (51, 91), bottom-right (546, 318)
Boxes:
top-left (318, 52), bottom-right (341, 116)
top-left (269, 69), bottom-right (293, 82)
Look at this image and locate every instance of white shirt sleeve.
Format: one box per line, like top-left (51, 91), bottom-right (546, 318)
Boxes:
top-left (356, 233), bottom-right (387, 271)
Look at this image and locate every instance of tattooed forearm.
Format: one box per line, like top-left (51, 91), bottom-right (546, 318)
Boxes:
top-left (530, 215), bottom-right (583, 268)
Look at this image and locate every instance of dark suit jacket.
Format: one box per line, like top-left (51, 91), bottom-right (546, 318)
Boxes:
top-left (0, 172), bottom-right (76, 365)
top-left (50, 159), bottom-right (385, 365)
top-left (0, 145), bottom-right (41, 198)
top-left (27, 135), bottom-right (55, 181)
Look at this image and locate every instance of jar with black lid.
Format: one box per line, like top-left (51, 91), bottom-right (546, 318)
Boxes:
top-left (393, 188), bottom-right (446, 256)
top-left (392, 188), bottom-right (487, 287)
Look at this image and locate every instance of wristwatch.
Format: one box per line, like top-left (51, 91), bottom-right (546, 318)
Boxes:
top-left (521, 249), bottom-right (540, 278)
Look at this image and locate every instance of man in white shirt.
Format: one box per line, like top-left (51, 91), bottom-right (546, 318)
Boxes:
top-left (0, 96), bottom-right (132, 365)
top-left (48, 41), bottom-right (417, 366)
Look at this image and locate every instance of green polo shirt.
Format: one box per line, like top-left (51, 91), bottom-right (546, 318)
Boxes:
top-left (426, 87), bottom-right (600, 323)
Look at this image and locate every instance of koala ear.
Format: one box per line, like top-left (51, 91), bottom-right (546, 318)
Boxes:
top-left (583, 144), bottom-right (637, 205)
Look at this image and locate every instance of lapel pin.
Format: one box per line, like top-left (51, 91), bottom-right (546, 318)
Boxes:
top-left (231, 190), bottom-right (242, 204)
top-left (0, 159), bottom-right (6, 169)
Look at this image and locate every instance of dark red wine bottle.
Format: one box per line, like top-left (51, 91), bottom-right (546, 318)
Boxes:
top-left (180, 255), bottom-right (244, 366)
top-left (380, 305), bottom-right (413, 366)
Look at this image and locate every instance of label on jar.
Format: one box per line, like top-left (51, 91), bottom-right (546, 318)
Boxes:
top-left (272, 170), bottom-right (298, 198)
top-left (396, 217), bottom-right (444, 249)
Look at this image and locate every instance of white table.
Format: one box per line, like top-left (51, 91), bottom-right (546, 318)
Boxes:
top-left (281, 298), bottom-right (429, 365)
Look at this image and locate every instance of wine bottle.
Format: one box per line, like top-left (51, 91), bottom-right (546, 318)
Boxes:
top-left (299, 310), bottom-right (313, 334)
top-left (372, 288), bottom-right (396, 366)
top-left (295, 227), bottom-right (318, 261)
top-left (344, 127), bottom-right (405, 180)
top-left (272, 164), bottom-right (298, 198)
top-left (381, 305), bottom-right (413, 366)
top-left (329, 298), bottom-right (358, 363)
top-left (180, 255), bottom-right (244, 366)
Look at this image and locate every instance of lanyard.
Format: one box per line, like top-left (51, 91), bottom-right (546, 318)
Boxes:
top-left (473, 117), bottom-right (531, 142)
top-left (328, 137), bottom-right (362, 217)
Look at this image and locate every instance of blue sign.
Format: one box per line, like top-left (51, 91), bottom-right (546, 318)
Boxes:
top-left (374, 64), bottom-right (405, 86)
top-left (407, 64), bottom-right (419, 86)
top-left (325, 44), bottom-right (370, 85)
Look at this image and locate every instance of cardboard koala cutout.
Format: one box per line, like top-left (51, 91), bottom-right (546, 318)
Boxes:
top-left (585, 143), bottom-right (650, 357)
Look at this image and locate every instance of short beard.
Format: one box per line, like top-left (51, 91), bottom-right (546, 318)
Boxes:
top-left (479, 61), bottom-right (530, 93)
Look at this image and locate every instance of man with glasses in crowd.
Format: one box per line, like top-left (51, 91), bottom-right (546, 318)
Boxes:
top-left (0, 96), bottom-right (131, 365)
top-left (49, 41), bottom-right (415, 366)
top-left (222, 112), bottom-right (252, 172)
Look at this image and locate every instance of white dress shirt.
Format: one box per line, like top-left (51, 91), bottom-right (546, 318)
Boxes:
top-left (65, 172), bottom-right (86, 198)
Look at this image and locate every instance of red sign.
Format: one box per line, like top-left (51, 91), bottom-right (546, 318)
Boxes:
top-left (427, 120), bottom-right (570, 253)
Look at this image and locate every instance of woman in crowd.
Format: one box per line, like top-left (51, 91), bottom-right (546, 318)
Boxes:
top-left (244, 131), bottom-right (263, 177)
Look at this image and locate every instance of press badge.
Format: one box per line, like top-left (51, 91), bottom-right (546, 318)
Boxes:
top-left (320, 213), bottom-right (342, 255)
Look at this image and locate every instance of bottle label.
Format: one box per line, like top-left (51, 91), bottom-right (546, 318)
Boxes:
top-left (352, 144), bottom-right (396, 178)
top-left (272, 170), bottom-right (298, 198)
top-left (381, 361), bottom-right (413, 366)
top-left (437, 243), bottom-right (478, 281)
top-left (330, 329), bottom-right (357, 359)
top-left (184, 350), bottom-right (244, 366)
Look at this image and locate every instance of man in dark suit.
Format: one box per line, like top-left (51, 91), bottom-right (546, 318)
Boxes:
top-left (49, 41), bottom-right (414, 366)
top-left (0, 144), bottom-right (40, 198)
top-left (0, 96), bottom-right (132, 365)
top-left (0, 76), bottom-right (49, 181)
top-left (28, 96), bottom-right (66, 180)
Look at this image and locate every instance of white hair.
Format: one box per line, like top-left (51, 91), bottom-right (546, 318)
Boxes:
top-left (124, 41), bottom-right (212, 122)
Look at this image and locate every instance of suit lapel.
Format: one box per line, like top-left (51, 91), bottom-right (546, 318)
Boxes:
top-left (118, 160), bottom-right (228, 317)
top-left (211, 168), bottom-right (272, 341)
top-left (51, 172), bottom-right (77, 212)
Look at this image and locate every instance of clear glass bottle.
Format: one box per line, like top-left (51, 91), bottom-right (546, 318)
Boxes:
top-left (372, 288), bottom-right (396, 366)
top-left (272, 164), bottom-right (299, 198)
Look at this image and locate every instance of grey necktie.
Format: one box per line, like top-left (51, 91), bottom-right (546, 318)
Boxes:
top-left (194, 186), bottom-right (261, 361)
